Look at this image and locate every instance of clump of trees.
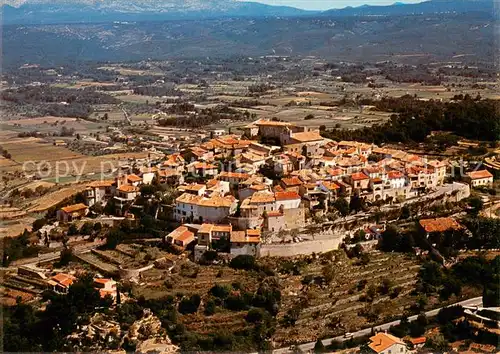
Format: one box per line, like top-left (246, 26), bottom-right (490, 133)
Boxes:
top-left (1, 86), bottom-right (119, 118)
top-left (3, 273), bottom-right (113, 352)
top-left (417, 256), bottom-right (499, 305)
top-left (158, 104), bottom-right (253, 128)
top-left (322, 96), bottom-right (500, 143)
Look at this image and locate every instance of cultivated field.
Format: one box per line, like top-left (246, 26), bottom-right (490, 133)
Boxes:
top-left (25, 183), bottom-right (90, 212)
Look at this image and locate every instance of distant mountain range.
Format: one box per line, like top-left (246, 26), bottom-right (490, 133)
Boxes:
top-left (1, 0), bottom-right (313, 25)
top-left (1, 0), bottom-right (495, 25)
top-left (322, 0), bottom-right (494, 17)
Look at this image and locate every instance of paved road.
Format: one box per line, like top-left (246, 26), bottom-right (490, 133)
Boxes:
top-left (273, 297), bottom-right (482, 354)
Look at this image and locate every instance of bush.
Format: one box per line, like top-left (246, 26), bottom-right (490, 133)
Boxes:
top-left (379, 278), bottom-right (393, 294)
top-left (32, 218), bottom-right (47, 232)
top-left (390, 286), bottom-right (402, 298)
top-left (67, 223), bottom-right (78, 236)
top-left (314, 339), bottom-right (326, 353)
top-left (437, 306), bottom-right (464, 325)
top-left (230, 255), bottom-right (256, 270)
top-left (204, 299), bottom-right (216, 316)
top-left (210, 284), bottom-right (231, 299)
top-left (245, 308), bottom-right (268, 323)
top-left (225, 294), bottom-right (249, 311)
top-left (178, 294), bottom-right (201, 314)
top-left (80, 221), bottom-right (93, 235)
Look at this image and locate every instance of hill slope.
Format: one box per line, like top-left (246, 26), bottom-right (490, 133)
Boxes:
top-left (2, 13), bottom-right (493, 69)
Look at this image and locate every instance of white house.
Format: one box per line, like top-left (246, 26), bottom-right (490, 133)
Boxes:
top-left (368, 332), bottom-right (407, 354)
top-left (85, 180), bottom-right (115, 207)
top-left (466, 170), bottom-right (494, 187)
top-left (387, 171), bottom-right (406, 189)
top-left (230, 229), bottom-right (261, 257)
top-left (174, 193), bottom-right (238, 223)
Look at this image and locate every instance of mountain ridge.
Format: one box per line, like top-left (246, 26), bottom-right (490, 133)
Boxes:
top-left (2, 0), bottom-right (495, 25)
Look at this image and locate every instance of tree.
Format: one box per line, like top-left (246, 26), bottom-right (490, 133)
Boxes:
top-left (419, 261), bottom-right (443, 287)
top-left (314, 339), bottom-right (325, 353)
top-left (379, 226), bottom-right (402, 252)
top-left (79, 221), bottom-right (93, 235)
top-left (437, 306), bottom-right (464, 325)
top-left (283, 306), bottom-right (301, 327)
top-left (409, 321), bottom-right (426, 337)
top-left (333, 198), bottom-right (349, 217)
top-left (246, 308), bottom-right (269, 324)
top-left (230, 255), bottom-right (256, 270)
top-left (483, 282), bottom-right (500, 307)
top-left (57, 247), bottom-right (73, 267)
top-left (349, 193), bottom-right (364, 213)
top-left (210, 284), bottom-right (231, 299)
top-left (93, 222), bottom-right (102, 233)
top-left (379, 278), bottom-right (393, 294)
top-left (140, 184), bottom-right (156, 197)
top-left (32, 218), bottom-right (47, 232)
top-left (67, 223), bottom-right (78, 236)
top-left (466, 196), bottom-right (483, 216)
top-left (416, 313), bottom-right (428, 327)
top-left (204, 299), bottom-right (216, 316)
top-left (178, 294), bottom-right (201, 314)
top-left (105, 228), bottom-right (124, 249)
top-left (321, 265), bottom-right (335, 284)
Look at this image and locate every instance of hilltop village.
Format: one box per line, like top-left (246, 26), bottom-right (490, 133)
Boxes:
top-left (1, 56), bottom-right (499, 353)
top-left (48, 118), bottom-right (478, 258)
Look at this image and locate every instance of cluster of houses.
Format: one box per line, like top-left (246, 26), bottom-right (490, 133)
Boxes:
top-left (18, 265), bottom-right (119, 300)
top-left (55, 119), bottom-right (494, 259)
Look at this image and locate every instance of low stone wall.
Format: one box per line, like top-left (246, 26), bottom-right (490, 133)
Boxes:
top-left (260, 236), bottom-right (343, 258)
top-left (119, 264), bottom-right (155, 280)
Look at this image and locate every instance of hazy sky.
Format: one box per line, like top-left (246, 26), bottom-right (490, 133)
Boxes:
top-left (249, 0), bottom-right (424, 11)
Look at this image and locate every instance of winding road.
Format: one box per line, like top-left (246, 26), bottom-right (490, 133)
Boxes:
top-left (273, 297), bottom-right (482, 354)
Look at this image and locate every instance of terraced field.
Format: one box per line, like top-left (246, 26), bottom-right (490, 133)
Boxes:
top-left (130, 250), bottom-right (423, 347)
top-left (273, 251), bottom-right (421, 347)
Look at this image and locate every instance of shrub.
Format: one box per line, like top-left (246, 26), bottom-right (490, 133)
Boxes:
top-left (210, 284), bottom-right (231, 299)
top-left (390, 286), bottom-right (402, 298)
top-left (67, 223), bottom-right (78, 236)
top-left (230, 255), bottom-right (256, 270)
top-left (245, 308), bottom-right (268, 323)
top-left (379, 278), bottom-right (393, 294)
top-left (314, 339), bottom-right (326, 353)
top-left (204, 299), bottom-right (216, 316)
top-left (80, 221), bottom-right (93, 235)
top-left (178, 294), bottom-right (201, 314)
top-left (225, 294), bottom-right (249, 311)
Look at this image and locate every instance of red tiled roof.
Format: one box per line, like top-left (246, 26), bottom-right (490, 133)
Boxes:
top-left (118, 185), bottom-right (139, 193)
top-left (369, 333), bottom-right (405, 354)
top-left (127, 174), bottom-right (142, 182)
top-left (275, 191), bottom-right (301, 201)
top-left (218, 171), bottom-right (250, 180)
top-left (419, 217), bottom-right (462, 233)
top-left (388, 171), bottom-right (404, 179)
top-left (351, 172), bottom-right (369, 181)
top-left (281, 176), bottom-right (303, 186)
top-left (410, 337), bottom-right (426, 345)
top-left (328, 168), bottom-right (344, 176)
top-left (467, 170), bottom-right (493, 180)
top-left (61, 203), bottom-right (88, 213)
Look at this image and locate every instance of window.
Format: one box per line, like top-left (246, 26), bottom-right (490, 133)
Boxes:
top-left (400, 348), bottom-right (403, 352)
